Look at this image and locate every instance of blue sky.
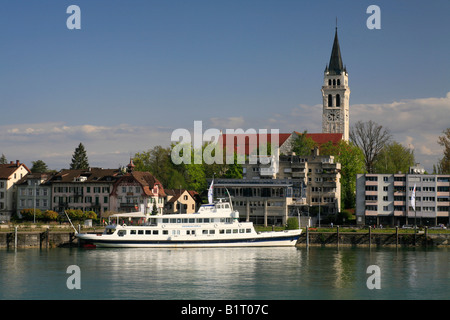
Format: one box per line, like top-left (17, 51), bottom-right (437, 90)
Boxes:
top-left (0, 0), bottom-right (449, 171)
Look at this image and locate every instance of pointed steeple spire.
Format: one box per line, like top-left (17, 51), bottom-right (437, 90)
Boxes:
top-left (327, 27), bottom-right (344, 75)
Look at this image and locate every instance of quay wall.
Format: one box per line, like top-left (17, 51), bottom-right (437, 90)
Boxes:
top-left (1, 230), bottom-right (450, 249)
top-left (0, 231), bottom-right (79, 249)
top-left (296, 231), bottom-right (450, 247)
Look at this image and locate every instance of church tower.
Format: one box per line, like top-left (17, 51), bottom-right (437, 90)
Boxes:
top-left (322, 27), bottom-right (350, 141)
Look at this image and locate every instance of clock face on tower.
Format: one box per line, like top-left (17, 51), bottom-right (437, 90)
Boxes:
top-left (327, 110), bottom-right (340, 122)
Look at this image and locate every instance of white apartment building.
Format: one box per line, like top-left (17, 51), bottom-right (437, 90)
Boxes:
top-left (0, 160), bottom-right (30, 221)
top-left (16, 173), bottom-right (53, 217)
top-left (356, 172), bottom-right (450, 227)
top-left (50, 168), bottom-right (121, 217)
top-left (214, 148), bottom-right (341, 226)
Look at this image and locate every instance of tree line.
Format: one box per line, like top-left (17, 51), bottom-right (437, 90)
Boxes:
top-left (3, 123), bottom-right (450, 212)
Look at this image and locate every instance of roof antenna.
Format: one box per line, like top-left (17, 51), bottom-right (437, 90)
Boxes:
top-left (336, 17), bottom-right (338, 30)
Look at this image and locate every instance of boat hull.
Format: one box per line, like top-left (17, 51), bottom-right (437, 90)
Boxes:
top-left (77, 231), bottom-right (301, 248)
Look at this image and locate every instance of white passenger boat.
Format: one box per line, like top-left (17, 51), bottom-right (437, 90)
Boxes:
top-left (76, 199), bottom-right (301, 248)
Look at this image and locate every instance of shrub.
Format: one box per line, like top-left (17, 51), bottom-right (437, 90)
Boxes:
top-left (43, 210), bottom-right (59, 221)
top-left (286, 217), bottom-right (299, 230)
top-left (20, 208), bottom-right (43, 221)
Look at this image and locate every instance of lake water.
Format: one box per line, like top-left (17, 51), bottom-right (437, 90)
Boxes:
top-left (0, 246), bottom-right (448, 300)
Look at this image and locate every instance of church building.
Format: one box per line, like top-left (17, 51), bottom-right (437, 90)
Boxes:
top-left (322, 27), bottom-right (350, 141)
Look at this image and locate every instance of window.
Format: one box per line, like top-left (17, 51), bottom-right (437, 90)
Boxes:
top-left (336, 94), bottom-right (340, 107)
top-left (118, 230), bottom-right (126, 237)
top-left (328, 94), bottom-right (332, 107)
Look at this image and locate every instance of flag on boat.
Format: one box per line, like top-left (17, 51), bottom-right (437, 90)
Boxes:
top-left (208, 179), bottom-right (214, 204)
top-left (411, 183), bottom-right (416, 211)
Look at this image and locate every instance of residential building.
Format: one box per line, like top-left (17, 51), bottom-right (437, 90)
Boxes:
top-left (164, 189), bottom-right (198, 214)
top-left (16, 173), bottom-right (53, 217)
top-left (0, 160), bottom-right (30, 221)
top-left (214, 147), bottom-right (341, 226)
top-left (356, 171), bottom-right (450, 227)
top-left (50, 168), bottom-right (121, 216)
top-left (109, 162), bottom-right (166, 215)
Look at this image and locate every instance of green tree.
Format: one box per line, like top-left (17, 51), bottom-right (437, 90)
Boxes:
top-left (291, 130), bottom-right (317, 156)
top-left (0, 154), bottom-right (7, 164)
top-left (321, 140), bottom-right (366, 209)
top-left (70, 143), bottom-right (89, 170)
top-left (373, 142), bottom-right (415, 174)
top-left (31, 160), bottom-right (49, 173)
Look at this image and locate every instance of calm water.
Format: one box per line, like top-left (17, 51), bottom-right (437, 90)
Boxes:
top-left (0, 246), bottom-right (448, 300)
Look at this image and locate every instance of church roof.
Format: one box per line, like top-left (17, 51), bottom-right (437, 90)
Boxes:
top-left (327, 28), bottom-right (345, 75)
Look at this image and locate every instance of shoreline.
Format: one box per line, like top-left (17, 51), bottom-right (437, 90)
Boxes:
top-left (1, 229), bottom-right (449, 249)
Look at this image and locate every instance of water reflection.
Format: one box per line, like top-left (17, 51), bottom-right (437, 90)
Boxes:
top-left (0, 247), bottom-right (448, 299)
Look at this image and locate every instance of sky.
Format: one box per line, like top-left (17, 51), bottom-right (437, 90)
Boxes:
top-left (0, 0), bottom-right (449, 172)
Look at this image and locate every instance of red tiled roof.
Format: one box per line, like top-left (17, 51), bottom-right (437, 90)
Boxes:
top-left (218, 132), bottom-right (343, 155)
top-left (112, 171), bottom-right (166, 197)
top-left (0, 161), bottom-right (30, 179)
top-left (218, 133), bottom-right (292, 156)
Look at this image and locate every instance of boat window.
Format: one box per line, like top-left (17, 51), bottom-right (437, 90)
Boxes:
top-left (176, 219), bottom-right (181, 223)
top-left (202, 230), bottom-right (208, 235)
top-left (106, 228), bottom-right (115, 235)
top-left (204, 218), bottom-right (210, 223)
top-left (182, 219), bottom-right (188, 223)
top-left (209, 230), bottom-right (215, 234)
top-left (197, 218), bottom-right (203, 223)
top-left (163, 230), bottom-right (168, 235)
top-left (153, 230), bottom-right (159, 235)
top-left (170, 219), bottom-right (176, 223)
top-left (239, 229), bottom-right (245, 233)
top-left (224, 204), bottom-right (229, 208)
top-left (226, 229), bottom-right (231, 234)
top-left (138, 230), bottom-right (144, 235)
top-left (162, 218), bottom-right (169, 223)
top-left (145, 230), bottom-right (151, 235)
top-left (188, 218), bottom-right (195, 223)
top-left (233, 229), bottom-right (238, 234)
top-left (219, 230), bottom-right (225, 234)
top-left (118, 230), bottom-right (126, 237)
top-left (130, 230), bottom-right (136, 235)
top-left (246, 229), bottom-right (251, 233)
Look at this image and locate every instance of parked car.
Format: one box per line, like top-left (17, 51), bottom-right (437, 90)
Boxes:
top-left (429, 224), bottom-right (447, 230)
top-left (402, 225), bottom-right (414, 229)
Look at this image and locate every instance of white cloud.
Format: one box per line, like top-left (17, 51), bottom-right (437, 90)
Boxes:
top-left (1, 92), bottom-right (448, 173)
top-left (350, 92), bottom-right (450, 171)
top-left (0, 122), bottom-right (172, 170)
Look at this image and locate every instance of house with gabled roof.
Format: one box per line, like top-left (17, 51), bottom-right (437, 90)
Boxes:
top-left (0, 160), bottom-right (31, 221)
top-left (109, 160), bottom-right (166, 215)
top-left (49, 167), bottom-right (121, 216)
top-left (164, 189), bottom-right (198, 214)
